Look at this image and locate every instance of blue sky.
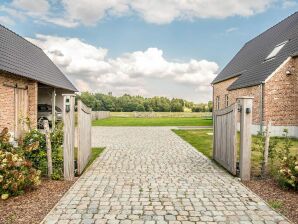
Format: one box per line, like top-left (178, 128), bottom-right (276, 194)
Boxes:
top-left (0, 0), bottom-right (297, 102)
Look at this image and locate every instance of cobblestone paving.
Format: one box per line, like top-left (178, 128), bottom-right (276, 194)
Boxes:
top-left (43, 127), bottom-right (289, 224)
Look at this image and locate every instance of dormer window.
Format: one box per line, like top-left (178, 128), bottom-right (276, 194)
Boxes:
top-left (265, 41), bottom-right (288, 61)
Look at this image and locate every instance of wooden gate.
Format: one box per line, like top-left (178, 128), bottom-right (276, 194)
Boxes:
top-left (213, 103), bottom-right (237, 175)
top-left (14, 88), bottom-right (29, 139)
top-left (77, 100), bottom-right (92, 175)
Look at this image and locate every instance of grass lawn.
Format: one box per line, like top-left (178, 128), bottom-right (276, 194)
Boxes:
top-left (84, 147), bottom-right (104, 170)
top-left (92, 117), bottom-right (213, 126)
top-left (173, 129), bottom-right (213, 159)
top-left (75, 147), bottom-right (105, 173)
top-left (173, 129), bottom-right (298, 175)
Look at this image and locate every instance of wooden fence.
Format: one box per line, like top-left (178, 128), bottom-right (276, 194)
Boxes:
top-left (92, 111), bottom-right (110, 120)
top-left (213, 103), bottom-right (237, 175)
top-left (77, 100), bottom-right (92, 175)
top-left (213, 96), bottom-right (253, 181)
top-left (62, 96), bottom-right (93, 179)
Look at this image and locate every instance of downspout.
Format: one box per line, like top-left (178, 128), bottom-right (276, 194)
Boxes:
top-left (259, 81), bottom-right (265, 133)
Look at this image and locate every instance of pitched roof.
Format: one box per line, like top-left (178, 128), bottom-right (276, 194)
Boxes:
top-left (212, 12), bottom-right (298, 90)
top-left (0, 25), bottom-right (77, 91)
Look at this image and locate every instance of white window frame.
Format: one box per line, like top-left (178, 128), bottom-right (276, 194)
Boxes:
top-left (265, 41), bottom-right (288, 61)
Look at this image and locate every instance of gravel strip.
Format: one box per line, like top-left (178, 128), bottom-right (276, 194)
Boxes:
top-left (0, 179), bottom-right (76, 224)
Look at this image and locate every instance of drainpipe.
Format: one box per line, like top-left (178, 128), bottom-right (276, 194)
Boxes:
top-left (259, 81), bottom-right (265, 133)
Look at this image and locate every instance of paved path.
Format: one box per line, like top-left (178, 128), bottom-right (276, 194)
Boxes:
top-left (43, 127), bottom-right (289, 224)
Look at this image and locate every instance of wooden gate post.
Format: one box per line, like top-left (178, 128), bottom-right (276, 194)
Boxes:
top-left (43, 120), bottom-right (52, 178)
top-left (62, 94), bottom-right (76, 181)
top-left (237, 96), bottom-right (254, 181)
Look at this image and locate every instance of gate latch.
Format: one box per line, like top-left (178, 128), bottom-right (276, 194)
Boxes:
top-left (237, 105), bottom-right (242, 112)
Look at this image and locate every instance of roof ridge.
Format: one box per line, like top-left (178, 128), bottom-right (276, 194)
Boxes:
top-left (244, 11), bottom-right (298, 46)
top-left (0, 23), bottom-right (43, 51)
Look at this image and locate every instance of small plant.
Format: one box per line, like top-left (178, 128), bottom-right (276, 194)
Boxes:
top-left (268, 199), bottom-right (283, 209)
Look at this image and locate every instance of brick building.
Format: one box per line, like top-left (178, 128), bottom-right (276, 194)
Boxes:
top-left (0, 25), bottom-right (77, 138)
top-left (212, 12), bottom-right (298, 137)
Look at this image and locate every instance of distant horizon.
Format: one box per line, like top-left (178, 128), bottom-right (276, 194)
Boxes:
top-left (1, 0), bottom-right (297, 103)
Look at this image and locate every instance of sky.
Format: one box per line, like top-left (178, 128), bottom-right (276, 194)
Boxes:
top-left (0, 0), bottom-right (297, 103)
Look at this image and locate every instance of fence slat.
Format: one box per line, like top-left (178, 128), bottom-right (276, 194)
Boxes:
top-left (77, 100), bottom-right (92, 175)
top-left (213, 103), bottom-right (237, 175)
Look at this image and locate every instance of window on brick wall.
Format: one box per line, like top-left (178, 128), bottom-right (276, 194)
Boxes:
top-left (216, 96), bottom-right (220, 110)
top-left (225, 94), bottom-right (229, 107)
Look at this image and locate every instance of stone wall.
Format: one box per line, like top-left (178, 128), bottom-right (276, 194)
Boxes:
top-left (264, 57), bottom-right (298, 126)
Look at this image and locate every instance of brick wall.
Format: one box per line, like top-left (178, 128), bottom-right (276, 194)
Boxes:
top-left (213, 57), bottom-right (297, 127)
top-left (0, 73), bottom-right (38, 133)
top-left (213, 77), bottom-right (261, 125)
top-left (264, 57), bottom-right (298, 126)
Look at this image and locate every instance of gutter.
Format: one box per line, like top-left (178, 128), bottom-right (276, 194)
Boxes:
top-left (259, 81), bottom-right (265, 133)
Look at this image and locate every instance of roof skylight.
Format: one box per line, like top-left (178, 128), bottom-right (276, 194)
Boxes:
top-left (265, 41), bottom-right (288, 60)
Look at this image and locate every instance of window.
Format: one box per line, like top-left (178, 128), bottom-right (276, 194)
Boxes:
top-left (216, 96), bottom-right (220, 110)
top-left (225, 94), bottom-right (229, 107)
top-left (265, 41), bottom-right (288, 60)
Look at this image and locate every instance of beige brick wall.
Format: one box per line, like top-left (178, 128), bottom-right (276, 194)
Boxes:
top-left (0, 73), bottom-right (38, 133)
top-left (213, 77), bottom-right (261, 125)
top-left (213, 57), bottom-right (297, 127)
top-left (265, 57), bottom-right (298, 126)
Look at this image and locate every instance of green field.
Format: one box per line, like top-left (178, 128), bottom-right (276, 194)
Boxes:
top-left (92, 117), bottom-right (213, 126)
top-left (173, 129), bottom-right (298, 176)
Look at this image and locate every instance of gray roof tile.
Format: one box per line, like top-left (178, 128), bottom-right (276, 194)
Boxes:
top-left (212, 12), bottom-right (298, 90)
top-left (0, 25), bottom-right (77, 91)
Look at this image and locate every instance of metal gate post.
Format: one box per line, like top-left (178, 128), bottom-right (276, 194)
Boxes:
top-left (237, 96), bottom-right (254, 181)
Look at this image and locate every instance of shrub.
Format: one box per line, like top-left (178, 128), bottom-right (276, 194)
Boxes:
top-left (0, 129), bottom-right (41, 200)
top-left (275, 130), bottom-right (298, 190)
top-left (22, 122), bottom-right (64, 180)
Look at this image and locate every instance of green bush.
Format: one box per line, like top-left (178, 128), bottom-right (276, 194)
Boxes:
top-left (0, 128), bottom-right (41, 200)
top-left (22, 122), bottom-right (64, 180)
top-left (251, 129), bottom-right (297, 190)
top-left (275, 130), bottom-right (298, 190)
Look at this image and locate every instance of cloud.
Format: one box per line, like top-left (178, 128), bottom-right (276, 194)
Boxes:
top-left (0, 6), bottom-right (26, 21)
top-left (27, 35), bottom-right (218, 100)
top-left (11, 0), bottom-right (49, 16)
top-left (282, 0), bottom-right (298, 8)
top-left (129, 0), bottom-right (273, 24)
top-left (2, 0), bottom-right (275, 27)
top-left (225, 27), bottom-right (238, 33)
top-left (0, 16), bottom-right (15, 26)
top-left (57, 0), bottom-right (274, 26)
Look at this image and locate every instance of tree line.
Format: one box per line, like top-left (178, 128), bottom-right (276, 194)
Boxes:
top-left (77, 92), bottom-right (212, 112)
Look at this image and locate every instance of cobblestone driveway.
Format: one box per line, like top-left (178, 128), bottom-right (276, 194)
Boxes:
top-left (43, 127), bottom-right (289, 224)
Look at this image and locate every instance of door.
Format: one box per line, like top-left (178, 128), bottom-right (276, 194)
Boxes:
top-left (14, 88), bottom-right (29, 139)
